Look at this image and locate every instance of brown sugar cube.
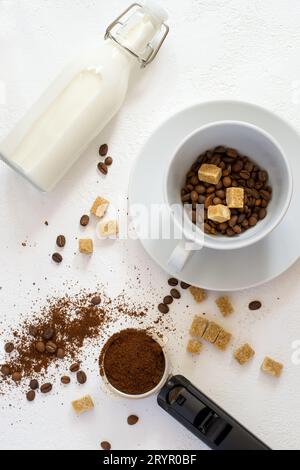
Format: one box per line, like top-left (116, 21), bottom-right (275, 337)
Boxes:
top-left (203, 321), bottom-right (223, 344)
top-left (261, 356), bottom-right (283, 378)
top-left (79, 238), bottom-right (93, 254)
top-left (189, 286), bottom-right (207, 303)
top-left (99, 220), bottom-right (119, 237)
top-left (90, 196), bottom-right (109, 218)
top-left (226, 187), bottom-right (244, 209)
top-left (215, 296), bottom-right (234, 317)
top-left (207, 204), bottom-right (231, 223)
top-left (234, 343), bottom-right (255, 365)
top-left (189, 315), bottom-right (209, 338)
top-left (72, 395), bottom-right (94, 415)
top-left (198, 164), bottom-right (222, 185)
top-left (214, 329), bottom-right (232, 351)
top-left (187, 339), bottom-right (202, 354)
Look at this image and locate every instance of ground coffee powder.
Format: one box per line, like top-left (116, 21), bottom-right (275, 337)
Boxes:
top-left (100, 328), bottom-right (166, 395)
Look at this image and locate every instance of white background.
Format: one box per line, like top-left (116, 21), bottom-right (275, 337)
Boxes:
top-left (1, 0), bottom-right (300, 450)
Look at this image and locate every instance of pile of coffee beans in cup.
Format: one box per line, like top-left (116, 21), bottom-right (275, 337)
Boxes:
top-left (181, 146), bottom-right (272, 237)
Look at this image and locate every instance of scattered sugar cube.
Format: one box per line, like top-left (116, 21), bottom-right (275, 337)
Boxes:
top-left (189, 286), bottom-right (207, 303)
top-left (214, 329), bottom-right (232, 351)
top-left (90, 197), bottom-right (109, 218)
top-left (215, 296), bottom-right (234, 317)
top-left (226, 187), bottom-right (244, 209)
top-left (79, 238), bottom-right (93, 254)
top-left (189, 315), bottom-right (209, 338)
top-left (187, 339), bottom-right (202, 354)
top-left (261, 356), bottom-right (283, 378)
top-left (72, 395), bottom-right (94, 415)
top-left (203, 321), bottom-right (222, 343)
top-left (208, 204), bottom-right (231, 223)
top-left (99, 220), bottom-right (119, 238)
top-left (234, 343), bottom-right (255, 365)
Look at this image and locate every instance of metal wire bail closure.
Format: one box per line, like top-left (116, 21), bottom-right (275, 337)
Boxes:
top-left (104, 3), bottom-right (169, 68)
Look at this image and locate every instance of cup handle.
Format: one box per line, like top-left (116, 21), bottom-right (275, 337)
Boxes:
top-left (167, 239), bottom-right (191, 273)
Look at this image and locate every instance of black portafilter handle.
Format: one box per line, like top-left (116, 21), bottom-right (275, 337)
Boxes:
top-left (157, 375), bottom-right (270, 450)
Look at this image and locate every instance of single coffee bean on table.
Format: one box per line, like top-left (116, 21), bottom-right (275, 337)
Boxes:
top-left (56, 235), bottom-right (66, 248)
top-left (26, 390), bottom-right (36, 402)
top-left (127, 415), bottom-right (139, 426)
top-left (35, 341), bottom-right (46, 353)
top-left (181, 146), bottom-right (272, 237)
top-left (101, 441), bottom-right (111, 450)
top-left (4, 342), bottom-right (14, 353)
top-left (77, 370), bottom-right (87, 384)
top-left (29, 379), bottom-right (39, 390)
top-left (249, 300), bottom-right (262, 311)
top-left (70, 362), bottom-right (80, 373)
top-left (98, 162), bottom-right (108, 175)
top-left (1, 365), bottom-right (11, 376)
top-left (56, 348), bottom-right (65, 359)
top-left (80, 214), bottom-right (90, 227)
top-left (170, 288), bottom-right (181, 299)
top-left (61, 375), bottom-right (71, 384)
top-left (45, 341), bottom-right (57, 354)
top-left (29, 325), bottom-right (38, 337)
top-left (40, 383), bottom-right (52, 394)
top-left (42, 327), bottom-right (55, 340)
top-left (158, 303), bottom-right (169, 314)
top-left (91, 296), bottom-right (101, 306)
top-left (104, 156), bottom-right (113, 166)
top-left (163, 295), bottom-right (173, 305)
top-left (99, 144), bottom-right (108, 157)
top-left (180, 281), bottom-right (191, 289)
top-left (52, 252), bottom-right (63, 264)
top-left (168, 278), bottom-right (178, 286)
top-left (12, 371), bottom-right (22, 382)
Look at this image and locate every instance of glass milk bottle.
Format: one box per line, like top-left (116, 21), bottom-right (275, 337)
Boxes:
top-left (0, 1), bottom-right (169, 191)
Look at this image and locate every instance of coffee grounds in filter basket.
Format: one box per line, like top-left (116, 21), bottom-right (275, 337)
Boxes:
top-left (99, 329), bottom-right (166, 395)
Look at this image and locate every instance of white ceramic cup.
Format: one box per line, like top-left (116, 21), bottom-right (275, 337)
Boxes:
top-left (165, 120), bottom-right (293, 272)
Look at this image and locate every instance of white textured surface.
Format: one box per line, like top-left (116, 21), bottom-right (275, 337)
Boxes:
top-left (1, 0), bottom-right (300, 450)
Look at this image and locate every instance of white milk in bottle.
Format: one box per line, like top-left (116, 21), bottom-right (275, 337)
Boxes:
top-left (0, 1), bottom-right (169, 191)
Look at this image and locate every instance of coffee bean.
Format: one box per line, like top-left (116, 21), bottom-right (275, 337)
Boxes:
top-left (216, 190), bottom-right (225, 199)
top-left (233, 225), bottom-right (242, 234)
top-left (4, 342), bottom-right (14, 353)
top-left (70, 363), bottom-right (80, 373)
top-left (228, 215), bottom-right (238, 228)
top-left (240, 170), bottom-right (250, 180)
top-left (46, 341), bottom-right (57, 354)
top-left (29, 379), bottom-right (39, 390)
top-left (260, 190), bottom-right (271, 201)
top-left (258, 170), bottom-right (268, 182)
top-left (168, 278), bottom-right (178, 286)
top-left (170, 288), bottom-right (181, 299)
top-left (158, 303), bottom-right (169, 314)
top-left (91, 296), bottom-right (101, 306)
top-left (61, 375), bottom-right (70, 384)
top-left (29, 325), bottom-right (38, 337)
top-left (52, 252), bottom-right (63, 264)
top-left (163, 295), bottom-right (173, 305)
top-left (232, 161), bottom-right (243, 172)
top-left (80, 214), bottom-right (90, 227)
top-left (198, 194), bottom-right (206, 204)
top-left (191, 191), bottom-right (199, 202)
top-left (26, 390), bottom-right (36, 402)
top-left (127, 415), bottom-right (139, 426)
top-left (104, 156), bottom-right (113, 166)
top-left (206, 186), bottom-right (215, 194)
top-left (215, 146), bottom-right (226, 153)
top-left (190, 175), bottom-right (199, 185)
top-left (213, 197), bottom-right (222, 205)
top-left (195, 184), bottom-right (206, 194)
top-left (12, 371), bottom-right (22, 382)
top-left (222, 176), bottom-right (232, 188)
top-left (181, 193), bottom-right (191, 203)
top-left (226, 148), bottom-right (238, 158)
top-left (98, 162), bottom-right (108, 175)
top-left (248, 216), bottom-right (257, 227)
top-left (35, 341), bottom-right (46, 353)
top-left (76, 370), bottom-right (87, 384)
top-left (249, 300), bottom-right (262, 310)
top-left (101, 441), bottom-right (111, 450)
top-left (259, 208), bottom-right (267, 219)
top-left (180, 281), bottom-right (190, 289)
top-left (99, 144), bottom-right (108, 156)
top-left (42, 327), bottom-right (55, 340)
top-left (1, 365), bottom-right (11, 376)
top-left (56, 235), bottom-right (66, 248)
top-left (56, 348), bottom-right (65, 359)
top-left (40, 383), bottom-right (52, 394)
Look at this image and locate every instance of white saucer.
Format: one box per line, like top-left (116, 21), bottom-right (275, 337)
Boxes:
top-left (129, 100), bottom-right (300, 291)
